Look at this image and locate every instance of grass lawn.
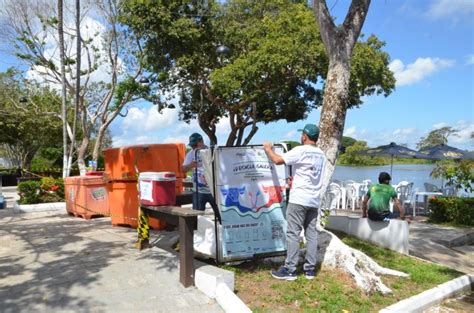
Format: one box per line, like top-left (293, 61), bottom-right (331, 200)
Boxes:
top-left (223, 234), bottom-right (462, 312)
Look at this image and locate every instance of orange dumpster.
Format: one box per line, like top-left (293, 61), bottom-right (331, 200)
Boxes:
top-left (104, 144), bottom-right (187, 182)
top-left (104, 143), bottom-right (187, 229)
top-left (65, 175), bottom-right (109, 220)
top-left (64, 176), bottom-right (80, 214)
top-left (107, 181), bottom-right (165, 230)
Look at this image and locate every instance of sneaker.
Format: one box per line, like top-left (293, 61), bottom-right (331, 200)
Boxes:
top-left (271, 267), bottom-right (297, 281)
top-left (304, 270), bottom-right (315, 280)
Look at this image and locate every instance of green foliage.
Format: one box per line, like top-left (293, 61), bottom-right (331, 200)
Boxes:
top-left (113, 76), bottom-right (150, 110)
top-left (17, 180), bottom-right (42, 204)
top-left (339, 136), bottom-right (357, 153)
top-left (417, 127), bottom-right (458, 150)
top-left (120, 0), bottom-right (395, 145)
top-left (428, 196), bottom-right (474, 226)
top-left (0, 69), bottom-right (63, 170)
top-left (18, 177), bottom-right (64, 204)
top-left (430, 160), bottom-right (474, 193)
top-left (338, 141), bottom-right (383, 166)
top-left (281, 140), bottom-right (301, 150)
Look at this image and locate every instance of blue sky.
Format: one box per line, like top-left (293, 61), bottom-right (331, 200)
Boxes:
top-left (1, 0), bottom-right (473, 150)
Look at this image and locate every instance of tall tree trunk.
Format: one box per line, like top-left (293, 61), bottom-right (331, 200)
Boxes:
top-left (313, 0), bottom-right (370, 191)
top-left (77, 106), bottom-right (90, 175)
top-left (68, 0), bottom-right (81, 176)
top-left (309, 1), bottom-right (409, 295)
top-left (77, 137), bottom-right (89, 176)
top-left (58, 0), bottom-right (69, 178)
top-left (318, 61), bottom-right (351, 187)
top-left (92, 125), bottom-right (107, 165)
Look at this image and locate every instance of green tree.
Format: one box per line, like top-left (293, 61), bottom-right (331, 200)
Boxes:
top-left (337, 140), bottom-right (384, 166)
top-left (431, 160), bottom-right (474, 193)
top-left (339, 136), bottom-right (357, 153)
top-left (0, 69), bottom-right (63, 170)
top-left (417, 127), bottom-right (458, 150)
top-left (120, 0), bottom-right (394, 146)
top-left (0, 0), bottom-right (150, 175)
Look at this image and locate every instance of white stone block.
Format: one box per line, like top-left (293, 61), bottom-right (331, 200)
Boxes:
top-left (326, 215), bottom-right (409, 254)
top-left (215, 283), bottom-right (252, 313)
top-left (195, 265), bottom-right (234, 299)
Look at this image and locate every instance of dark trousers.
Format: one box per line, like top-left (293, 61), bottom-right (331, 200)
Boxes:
top-left (192, 192), bottom-right (221, 223)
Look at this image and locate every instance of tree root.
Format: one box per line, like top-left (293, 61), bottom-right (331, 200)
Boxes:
top-left (316, 228), bottom-right (409, 295)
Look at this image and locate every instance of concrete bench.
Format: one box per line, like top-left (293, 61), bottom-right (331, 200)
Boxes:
top-left (326, 215), bottom-right (409, 254)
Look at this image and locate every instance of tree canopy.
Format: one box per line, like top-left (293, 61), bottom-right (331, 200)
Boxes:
top-left (0, 69), bottom-right (63, 170)
top-left (120, 0), bottom-right (395, 146)
top-left (417, 126), bottom-right (458, 150)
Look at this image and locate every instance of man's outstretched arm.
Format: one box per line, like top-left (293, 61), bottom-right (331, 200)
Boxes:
top-left (263, 142), bottom-right (285, 165)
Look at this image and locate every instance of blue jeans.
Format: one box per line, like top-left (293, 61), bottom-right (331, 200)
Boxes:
top-left (192, 192), bottom-right (218, 211)
top-left (368, 210), bottom-right (399, 221)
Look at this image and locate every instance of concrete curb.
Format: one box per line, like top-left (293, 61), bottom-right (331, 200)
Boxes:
top-left (13, 201), bottom-right (66, 213)
top-left (195, 265), bottom-right (251, 313)
top-left (379, 274), bottom-right (473, 313)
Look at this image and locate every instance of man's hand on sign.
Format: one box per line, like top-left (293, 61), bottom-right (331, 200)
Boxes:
top-left (263, 142), bottom-right (273, 152)
top-left (190, 160), bottom-right (197, 168)
top-left (286, 176), bottom-right (293, 189)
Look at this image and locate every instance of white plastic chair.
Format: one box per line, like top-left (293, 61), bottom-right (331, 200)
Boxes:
top-left (321, 183), bottom-right (342, 212)
top-left (396, 182), bottom-right (414, 213)
top-left (343, 180), bottom-right (356, 187)
top-left (359, 180), bottom-right (371, 200)
top-left (442, 186), bottom-right (456, 196)
top-left (345, 184), bottom-right (358, 211)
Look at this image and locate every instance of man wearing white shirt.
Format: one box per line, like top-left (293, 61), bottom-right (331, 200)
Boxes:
top-left (263, 124), bottom-right (327, 280)
top-left (182, 133), bottom-right (218, 213)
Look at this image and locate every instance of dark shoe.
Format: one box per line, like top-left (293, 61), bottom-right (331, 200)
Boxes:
top-left (271, 267), bottom-right (297, 281)
top-left (304, 269), bottom-right (315, 280)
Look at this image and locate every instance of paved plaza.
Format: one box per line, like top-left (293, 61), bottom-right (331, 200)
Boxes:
top-left (0, 187), bottom-right (223, 313)
top-left (1, 186), bottom-right (472, 312)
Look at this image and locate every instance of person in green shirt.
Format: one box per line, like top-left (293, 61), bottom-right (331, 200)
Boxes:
top-left (362, 172), bottom-right (406, 221)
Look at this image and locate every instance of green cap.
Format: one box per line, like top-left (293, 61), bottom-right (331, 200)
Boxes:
top-left (188, 133), bottom-right (203, 146)
top-left (298, 124), bottom-right (320, 139)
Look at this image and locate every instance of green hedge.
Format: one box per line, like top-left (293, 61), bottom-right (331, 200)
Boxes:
top-left (17, 177), bottom-right (65, 204)
top-left (428, 196), bottom-right (474, 226)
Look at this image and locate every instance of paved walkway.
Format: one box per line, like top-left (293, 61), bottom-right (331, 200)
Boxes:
top-left (335, 209), bottom-right (473, 274)
top-left (0, 187), bottom-right (223, 313)
top-left (409, 221), bottom-right (473, 274)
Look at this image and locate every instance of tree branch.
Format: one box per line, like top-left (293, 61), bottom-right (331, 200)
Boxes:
top-left (342, 0), bottom-right (371, 51)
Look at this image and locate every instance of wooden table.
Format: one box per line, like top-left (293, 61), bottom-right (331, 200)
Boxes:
top-left (140, 204), bottom-right (203, 287)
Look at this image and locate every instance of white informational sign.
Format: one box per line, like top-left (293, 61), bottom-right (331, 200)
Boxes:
top-left (215, 145), bottom-right (288, 261)
top-left (139, 180), bottom-right (153, 201)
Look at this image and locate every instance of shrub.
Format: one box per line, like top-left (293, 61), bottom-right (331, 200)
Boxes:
top-left (428, 196), bottom-right (474, 226)
top-left (17, 177), bottom-right (65, 204)
top-left (17, 180), bottom-right (42, 204)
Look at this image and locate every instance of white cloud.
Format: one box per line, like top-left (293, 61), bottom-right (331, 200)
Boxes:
top-left (112, 103), bottom-right (237, 147)
top-left (216, 117), bottom-right (232, 137)
top-left (343, 126), bottom-right (357, 138)
top-left (466, 54), bottom-right (474, 65)
top-left (447, 121), bottom-right (474, 148)
top-left (427, 0), bottom-right (474, 19)
top-left (432, 122), bottom-right (448, 129)
top-left (389, 57), bottom-right (455, 86)
top-left (285, 130), bottom-right (297, 139)
top-left (121, 106), bottom-right (179, 132)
